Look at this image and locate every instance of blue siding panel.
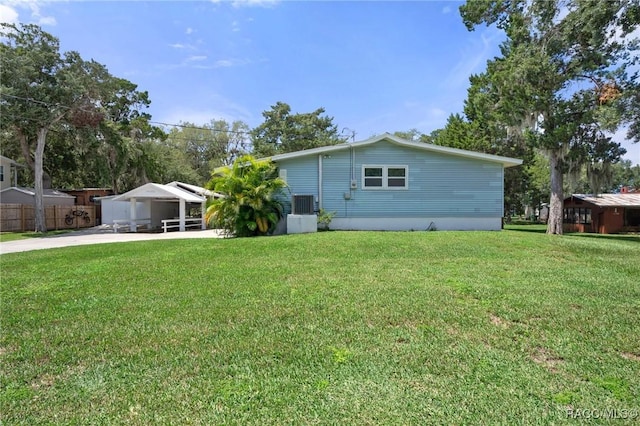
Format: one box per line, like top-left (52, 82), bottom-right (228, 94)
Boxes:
top-left (276, 156), bottom-right (319, 214)
top-left (275, 140), bottom-right (506, 219)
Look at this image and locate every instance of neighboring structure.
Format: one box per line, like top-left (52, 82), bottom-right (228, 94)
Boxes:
top-left (563, 191), bottom-right (640, 234)
top-left (109, 182), bottom-right (216, 232)
top-left (62, 188), bottom-right (114, 205)
top-left (0, 186), bottom-right (75, 206)
top-left (62, 188), bottom-right (114, 224)
top-left (0, 155), bottom-right (24, 191)
top-left (268, 133), bottom-right (523, 231)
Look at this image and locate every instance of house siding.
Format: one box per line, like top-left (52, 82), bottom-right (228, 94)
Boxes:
top-left (319, 141), bottom-right (504, 219)
top-left (276, 155), bottom-right (319, 213)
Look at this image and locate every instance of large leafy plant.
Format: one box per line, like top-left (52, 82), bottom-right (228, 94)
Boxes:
top-left (205, 155), bottom-right (287, 237)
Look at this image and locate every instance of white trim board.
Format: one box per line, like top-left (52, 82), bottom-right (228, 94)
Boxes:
top-left (329, 217), bottom-right (502, 231)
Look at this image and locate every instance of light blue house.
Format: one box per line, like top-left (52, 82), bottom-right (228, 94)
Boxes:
top-left (269, 133), bottom-right (522, 231)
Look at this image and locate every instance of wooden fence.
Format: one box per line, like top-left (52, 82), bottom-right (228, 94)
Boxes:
top-left (0, 204), bottom-right (96, 232)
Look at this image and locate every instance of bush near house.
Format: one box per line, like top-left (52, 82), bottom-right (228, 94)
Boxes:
top-left (205, 155), bottom-right (287, 237)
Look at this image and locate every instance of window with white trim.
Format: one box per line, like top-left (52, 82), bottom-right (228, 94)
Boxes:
top-left (362, 165), bottom-right (408, 189)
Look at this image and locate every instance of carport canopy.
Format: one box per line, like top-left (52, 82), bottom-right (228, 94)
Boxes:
top-left (112, 182), bottom-right (207, 232)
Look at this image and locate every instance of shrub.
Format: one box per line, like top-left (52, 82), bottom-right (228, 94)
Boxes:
top-left (205, 155), bottom-right (287, 237)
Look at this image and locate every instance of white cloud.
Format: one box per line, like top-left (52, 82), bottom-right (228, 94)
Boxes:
top-left (190, 58), bottom-right (251, 69)
top-left (352, 101), bottom-right (452, 138)
top-left (442, 6), bottom-right (452, 15)
top-left (0, 4), bottom-right (19, 24)
top-left (231, 20), bottom-right (240, 32)
top-left (445, 28), bottom-right (503, 90)
top-left (37, 15), bottom-right (56, 26)
top-left (159, 100), bottom-right (253, 127)
top-left (1, 1), bottom-right (56, 26)
top-left (159, 56), bottom-right (250, 71)
top-left (232, 0), bottom-right (279, 8)
top-left (185, 27), bottom-right (194, 35)
top-left (214, 59), bottom-right (234, 67)
top-left (26, 1), bottom-right (56, 26)
top-left (168, 43), bottom-right (196, 50)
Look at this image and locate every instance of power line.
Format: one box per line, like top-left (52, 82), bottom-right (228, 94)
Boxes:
top-left (149, 120), bottom-right (252, 136)
top-left (1, 112), bottom-right (252, 146)
top-left (1, 93), bottom-right (254, 135)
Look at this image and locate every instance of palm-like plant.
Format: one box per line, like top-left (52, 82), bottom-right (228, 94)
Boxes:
top-left (205, 155), bottom-right (287, 237)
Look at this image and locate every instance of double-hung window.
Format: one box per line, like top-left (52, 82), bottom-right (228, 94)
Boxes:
top-left (362, 165), bottom-right (408, 189)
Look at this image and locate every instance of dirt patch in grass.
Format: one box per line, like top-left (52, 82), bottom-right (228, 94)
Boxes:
top-left (620, 352), bottom-right (640, 361)
top-left (31, 373), bottom-right (56, 390)
top-left (531, 347), bottom-right (564, 373)
top-left (489, 313), bottom-right (510, 328)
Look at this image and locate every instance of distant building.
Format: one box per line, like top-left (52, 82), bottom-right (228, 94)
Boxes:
top-left (61, 188), bottom-right (114, 224)
top-left (0, 187), bottom-right (76, 206)
top-left (0, 155), bottom-right (24, 191)
top-left (563, 191), bottom-right (640, 234)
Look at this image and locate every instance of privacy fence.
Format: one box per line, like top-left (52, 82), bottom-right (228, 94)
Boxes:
top-left (0, 204), bottom-right (96, 232)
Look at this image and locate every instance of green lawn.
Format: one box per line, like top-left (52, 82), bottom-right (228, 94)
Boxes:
top-left (1, 230), bottom-right (639, 424)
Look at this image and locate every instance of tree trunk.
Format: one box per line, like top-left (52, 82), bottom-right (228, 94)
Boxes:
top-left (34, 127), bottom-right (49, 233)
top-left (547, 151), bottom-right (564, 235)
top-left (18, 130), bottom-right (53, 189)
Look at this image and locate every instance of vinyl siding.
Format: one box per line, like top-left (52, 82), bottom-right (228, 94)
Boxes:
top-left (275, 140), bottom-right (505, 219)
top-left (276, 155), bottom-right (319, 213)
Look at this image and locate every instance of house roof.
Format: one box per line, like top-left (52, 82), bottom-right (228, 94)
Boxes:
top-left (267, 133), bottom-right (524, 168)
top-left (112, 183), bottom-right (205, 203)
top-left (0, 187), bottom-right (75, 198)
top-left (568, 193), bottom-right (640, 208)
top-left (0, 155), bottom-right (26, 167)
top-left (0, 155), bottom-right (18, 165)
top-left (166, 181), bottom-right (221, 198)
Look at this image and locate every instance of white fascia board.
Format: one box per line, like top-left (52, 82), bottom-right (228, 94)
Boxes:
top-left (268, 133), bottom-right (523, 168)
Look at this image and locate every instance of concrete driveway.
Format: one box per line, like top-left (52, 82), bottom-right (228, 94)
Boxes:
top-left (0, 226), bottom-right (225, 255)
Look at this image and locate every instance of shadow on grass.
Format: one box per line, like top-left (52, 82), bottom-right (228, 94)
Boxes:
top-left (504, 224), bottom-right (548, 234)
top-left (566, 232), bottom-right (640, 244)
top-left (0, 230), bottom-right (73, 243)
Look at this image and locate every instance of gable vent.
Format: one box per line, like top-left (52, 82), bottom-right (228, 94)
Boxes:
top-left (292, 194), bottom-right (315, 215)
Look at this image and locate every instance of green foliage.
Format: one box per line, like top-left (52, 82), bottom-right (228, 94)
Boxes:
top-left (251, 102), bottom-right (346, 157)
top-left (205, 155), bottom-right (287, 237)
top-left (163, 120), bottom-right (250, 185)
top-left (317, 208), bottom-right (336, 231)
top-left (392, 129), bottom-right (424, 142)
top-left (0, 23), bottom-right (162, 196)
top-left (459, 0), bottom-right (640, 233)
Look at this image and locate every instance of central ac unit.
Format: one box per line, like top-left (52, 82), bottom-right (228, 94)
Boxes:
top-left (292, 194), bottom-right (315, 215)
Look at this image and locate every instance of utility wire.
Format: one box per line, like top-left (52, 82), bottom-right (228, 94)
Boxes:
top-left (1, 93), bottom-right (253, 135)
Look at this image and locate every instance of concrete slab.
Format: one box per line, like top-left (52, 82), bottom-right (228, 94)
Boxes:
top-left (0, 227), bottom-right (225, 255)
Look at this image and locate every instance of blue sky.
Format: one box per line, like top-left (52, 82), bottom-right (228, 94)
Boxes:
top-left (2, 0), bottom-right (638, 164)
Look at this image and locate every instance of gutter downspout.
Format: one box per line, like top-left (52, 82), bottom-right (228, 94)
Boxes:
top-left (318, 154), bottom-right (323, 211)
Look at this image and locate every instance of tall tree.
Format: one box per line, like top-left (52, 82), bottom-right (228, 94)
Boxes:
top-left (164, 119), bottom-right (250, 185)
top-left (1, 24), bottom-right (104, 231)
top-left (251, 102), bottom-right (346, 157)
top-left (460, 0), bottom-right (639, 234)
top-left (1, 23), bottom-right (157, 230)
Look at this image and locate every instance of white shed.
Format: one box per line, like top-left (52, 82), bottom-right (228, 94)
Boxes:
top-left (111, 182), bottom-right (208, 232)
top-left (96, 195), bottom-right (150, 226)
